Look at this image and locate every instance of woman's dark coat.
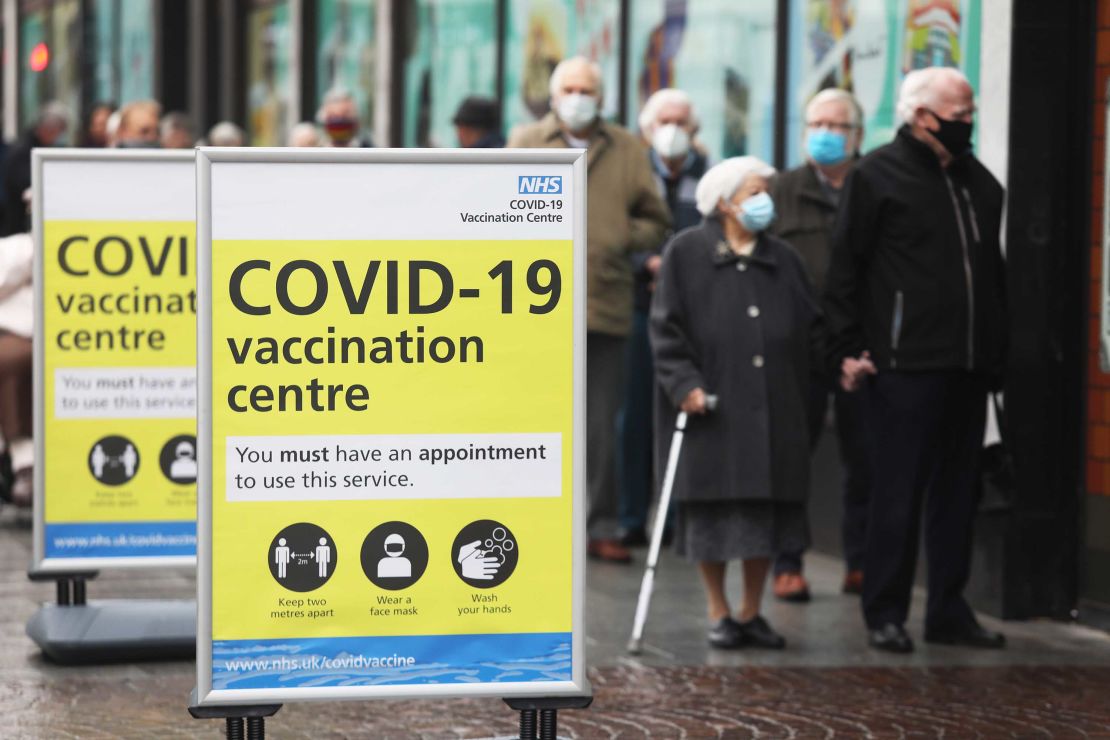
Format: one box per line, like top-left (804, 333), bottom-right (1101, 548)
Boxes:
top-left (650, 217), bottom-right (819, 504)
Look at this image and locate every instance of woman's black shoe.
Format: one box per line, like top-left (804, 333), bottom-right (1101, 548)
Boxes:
top-left (737, 615), bottom-right (786, 649)
top-left (707, 617), bottom-right (744, 649)
top-left (868, 623), bottom-right (914, 653)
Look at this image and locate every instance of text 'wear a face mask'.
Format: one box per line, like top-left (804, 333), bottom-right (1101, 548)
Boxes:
top-left (555, 94), bottom-right (599, 132)
top-left (806, 128), bottom-right (849, 166)
top-left (652, 123), bottom-right (690, 160)
top-left (926, 109), bottom-right (974, 155)
top-left (733, 192), bottom-right (776, 233)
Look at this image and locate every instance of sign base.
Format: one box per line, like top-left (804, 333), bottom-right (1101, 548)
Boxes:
top-left (187, 690), bottom-right (282, 740)
top-left (26, 599), bottom-right (196, 664)
top-left (504, 693), bottom-right (593, 740)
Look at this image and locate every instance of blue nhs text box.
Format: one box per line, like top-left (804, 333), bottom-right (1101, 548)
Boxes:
top-left (517, 175), bottom-right (563, 194)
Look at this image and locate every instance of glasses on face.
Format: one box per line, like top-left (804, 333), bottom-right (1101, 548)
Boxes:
top-left (806, 120), bottom-right (858, 133)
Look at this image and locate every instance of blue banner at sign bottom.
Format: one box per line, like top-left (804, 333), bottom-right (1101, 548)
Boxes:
top-left (44, 521), bottom-right (197, 558)
top-left (212, 633), bottom-right (572, 689)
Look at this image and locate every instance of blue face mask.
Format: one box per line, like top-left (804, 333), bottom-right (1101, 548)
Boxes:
top-left (806, 128), bottom-right (848, 165)
top-left (736, 192), bottom-right (775, 232)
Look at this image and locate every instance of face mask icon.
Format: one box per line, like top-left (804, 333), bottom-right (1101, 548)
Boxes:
top-left (378, 533), bottom-right (412, 579)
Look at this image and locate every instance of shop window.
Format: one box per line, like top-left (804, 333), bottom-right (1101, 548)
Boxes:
top-left (20, 0), bottom-right (83, 131)
top-left (785, 0), bottom-right (982, 165)
top-left (626, 0), bottom-right (778, 164)
top-left (89, 0), bottom-right (156, 108)
top-left (317, 0), bottom-right (376, 140)
top-left (402, 0), bottom-right (497, 147)
top-left (247, 0), bottom-right (293, 146)
top-left (502, 0), bottom-right (620, 135)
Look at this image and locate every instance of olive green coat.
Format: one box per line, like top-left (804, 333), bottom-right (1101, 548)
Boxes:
top-left (508, 113), bottom-right (671, 336)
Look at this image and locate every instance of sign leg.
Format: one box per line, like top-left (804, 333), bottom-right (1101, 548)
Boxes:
top-left (538, 709), bottom-right (557, 740)
top-left (518, 708), bottom-right (537, 740)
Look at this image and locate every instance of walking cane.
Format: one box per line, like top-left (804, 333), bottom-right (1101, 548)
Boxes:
top-left (627, 393), bottom-right (718, 654)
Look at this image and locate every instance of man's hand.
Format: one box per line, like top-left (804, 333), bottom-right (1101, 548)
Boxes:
top-left (840, 352), bottom-right (878, 392)
top-left (680, 387), bottom-right (708, 414)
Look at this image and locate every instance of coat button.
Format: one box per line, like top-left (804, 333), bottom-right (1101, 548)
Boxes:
top-left (752, 355), bottom-right (764, 368)
top-left (736, 262), bottom-right (748, 272)
top-left (748, 305), bottom-right (760, 318)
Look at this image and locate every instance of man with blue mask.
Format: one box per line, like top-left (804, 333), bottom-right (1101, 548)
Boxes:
top-left (509, 57), bottom-right (671, 564)
top-left (769, 89), bottom-right (869, 604)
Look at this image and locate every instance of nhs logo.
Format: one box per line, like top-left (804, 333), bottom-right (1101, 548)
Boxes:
top-left (518, 175), bottom-right (563, 194)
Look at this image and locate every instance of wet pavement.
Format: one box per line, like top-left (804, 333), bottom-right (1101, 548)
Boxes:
top-left (3, 503), bottom-right (1110, 738)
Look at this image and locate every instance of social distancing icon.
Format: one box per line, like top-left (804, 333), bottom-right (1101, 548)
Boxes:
top-left (88, 435), bottom-right (140, 486)
top-left (267, 523), bottom-right (337, 592)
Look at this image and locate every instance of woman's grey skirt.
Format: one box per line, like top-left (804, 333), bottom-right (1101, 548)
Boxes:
top-left (674, 499), bottom-right (810, 562)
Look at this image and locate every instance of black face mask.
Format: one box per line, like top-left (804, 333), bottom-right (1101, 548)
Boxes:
top-left (926, 109), bottom-right (973, 155)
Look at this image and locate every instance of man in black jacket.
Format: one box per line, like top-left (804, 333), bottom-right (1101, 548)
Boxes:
top-left (824, 67), bottom-right (1007, 653)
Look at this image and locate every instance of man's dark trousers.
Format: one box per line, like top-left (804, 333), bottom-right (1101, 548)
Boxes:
top-left (862, 370), bottom-right (987, 631)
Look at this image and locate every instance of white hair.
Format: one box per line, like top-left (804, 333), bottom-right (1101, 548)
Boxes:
top-left (695, 156), bottom-right (776, 216)
top-left (548, 56), bottom-right (603, 100)
top-left (638, 88), bottom-right (699, 136)
top-left (805, 88), bottom-right (863, 127)
top-left (896, 66), bottom-right (971, 124)
top-left (287, 122), bottom-right (321, 147)
top-left (36, 101), bottom-right (70, 129)
top-left (208, 121), bottom-right (245, 147)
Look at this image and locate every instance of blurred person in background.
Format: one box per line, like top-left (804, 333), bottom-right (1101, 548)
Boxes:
top-left (80, 101), bottom-right (116, 147)
top-left (318, 89), bottom-right (372, 147)
top-left (826, 67), bottom-right (1007, 654)
top-left (452, 96), bottom-right (504, 148)
top-left (769, 88), bottom-right (869, 602)
top-left (618, 88), bottom-right (707, 548)
top-left (3, 101), bottom-right (69, 235)
top-left (651, 157), bottom-right (817, 650)
top-left (0, 230), bottom-right (34, 506)
top-left (160, 112), bottom-right (196, 149)
top-left (508, 56), bottom-right (670, 563)
top-left (208, 122), bottom-right (246, 147)
top-left (288, 122), bottom-right (321, 147)
top-left (115, 100), bottom-right (162, 148)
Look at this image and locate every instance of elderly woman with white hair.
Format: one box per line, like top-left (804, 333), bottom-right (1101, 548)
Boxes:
top-left (651, 156), bottom-right (819, 650)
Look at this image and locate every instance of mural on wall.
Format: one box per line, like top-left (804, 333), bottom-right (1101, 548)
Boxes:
top-left (787, 0), bottom-right (981, 164)
top-left (628, 0), bottom-right (776, 163)
top-left (402, 0), bottom-right (497, 147)
top-left (247, 0), bottom-right (291, 146)
top-left (317, 0), bottom-right (376, 131)
top-left (503, 0), bottom-right (620, 133)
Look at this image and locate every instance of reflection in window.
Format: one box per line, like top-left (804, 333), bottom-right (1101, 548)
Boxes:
top-left (502, 0), bottom-right (620, 134)
top-left (784, 0), bottom-right (982, 165)
top-left (403, 0), bottom-right (496, 147)
top-left (247, 0), bottom-right (292, 146)
top-left (89, 0), bottom-right (156, 109)
top-left (627, 0), bottom-right (778, 163)
top-left (20, 0), bottom-right (84, 130)
top-left (317, 0), bottom-right (375, 138)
